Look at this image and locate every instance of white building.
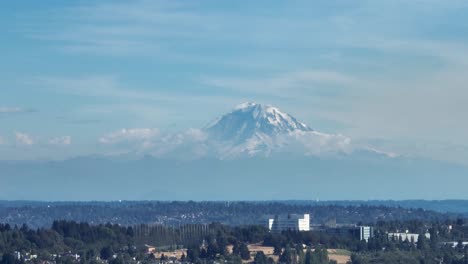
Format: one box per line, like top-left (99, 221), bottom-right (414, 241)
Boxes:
top-left (388, 232), bottom-right (430, 243)
top-left (267, 214), bottom-right (310, 233)
top-left (359, 226), bottom-right (373, 242)
top-left (442, 241), bottom-right (468, 248)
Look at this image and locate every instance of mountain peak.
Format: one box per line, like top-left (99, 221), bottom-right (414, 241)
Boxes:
top-left (206, 102), bottom-right (312, 143)
top-left (234, 101), bottom-right (258, 110)
top-left (234, 102), bottom-right (282, 118)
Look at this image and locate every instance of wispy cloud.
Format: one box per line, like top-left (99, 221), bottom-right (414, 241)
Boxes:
top-left (15, 132), bottom-right (34, 146)
top-left (99, 128), bottom-right (160, 145)
top-left (98, 127), bottom-right (209, 158)
top-left (22, 0), bottom-right (468, 66)
top-left (27, 1), bottom-right (218, 56)
top-left (0, 107), bottom-right (35, 114)
top-left (49, 136), bottom-right (72, 146)
top-left (5, 0), bottom-right (468, 164)
top-left (202, 70), bottom-right (357, 98)
top-left (33, 75), bottom-right (162, 100)
top-left (29, 75), bottom-right (243, 126)
top-left (32, 75), bottom-right (235, 103)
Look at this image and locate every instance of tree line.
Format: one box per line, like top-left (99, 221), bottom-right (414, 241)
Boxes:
top-left (2, 217), bottom-right (468, 263)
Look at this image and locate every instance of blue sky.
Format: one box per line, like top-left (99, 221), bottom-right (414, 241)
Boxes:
top-left (1, 0), bottom-right (468, 164)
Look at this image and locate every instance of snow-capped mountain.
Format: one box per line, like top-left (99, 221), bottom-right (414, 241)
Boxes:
top-left (206, 102), bottom-right (312, 142)
top-left (97, 102), bottom-right (391, 159)
top-left (204, 102), bottom-right (350, 157)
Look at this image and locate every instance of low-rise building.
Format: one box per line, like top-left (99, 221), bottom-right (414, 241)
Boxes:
top-left (441, 241), bottom-right (468, 248)
top-left (145, 244), bottom-right (157, 254)
top-left (325, 226), bottom-right (374, 242)
top-left (388, 232), bottom-right (430, 243)
top-left (265, 214), bottom-right (310, 233)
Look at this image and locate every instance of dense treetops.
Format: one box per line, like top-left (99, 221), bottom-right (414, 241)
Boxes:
top-left (2, 216), bottom-right (468, 263)
top-left (0, 201), bottom-right (455, 228)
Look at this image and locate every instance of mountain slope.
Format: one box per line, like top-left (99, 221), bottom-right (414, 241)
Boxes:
top-left (204, 102), bottom-right (351, 157)
top-left (206, 102), bottom-right (312, 142)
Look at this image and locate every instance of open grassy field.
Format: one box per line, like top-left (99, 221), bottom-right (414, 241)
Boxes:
top-left (327, 249), bottom-right (351, 264)
top-left (153, 244), bottom-right (351, 264)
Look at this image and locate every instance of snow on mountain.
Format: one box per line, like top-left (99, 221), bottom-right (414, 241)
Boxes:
top-left (206, 102), bottom-right (311, 142)
top-left (205, 102), bottom-right (351, 157)
top-left (98, 102), bottom-right (391, 159)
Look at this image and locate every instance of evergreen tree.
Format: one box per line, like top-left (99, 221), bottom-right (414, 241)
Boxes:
top-left (0, 253), bottom-right (20, 264)
top-left (100, 246), bottom-right (113, 260)
top-left (313, 246), bottom-right (329, 264)
top-left (274, 244), bottom-right (282, 255)
top-left (279, 247), bottom-right (293, 263)
top-left (254, 251), bottom-right (267, 264)
top-left (187, 246), bottom-right (200, 262)
top-left (417, 233), bottom-right (428, 250)
top-left (239, 243), bottom-right (250, 260)
top-left (305, 248), bottom-right (313, 264)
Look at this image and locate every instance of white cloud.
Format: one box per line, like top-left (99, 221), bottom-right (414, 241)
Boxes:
top-left (97, 127), bottom-right (361, 159)
top-left (10, 0), bottom-right (468, 164)
top-left (0, 107), bottom-right (32, 114)
top-left (15, 132), bottom-right (34, 146)
top-left (49, 136), bottom-right (72, 146)
top-left (0, 107), bottom-right (23, 113)
top-left (365, 147), bottom-right (399, 158)
top-left (184, 128), bottom-right (208, 142)
top-left (281, 131), bottom-right (353, 156)
top-left (98, 128), bottom-right (211, 158)
top-left (99, 128), bottom-right (160, 144)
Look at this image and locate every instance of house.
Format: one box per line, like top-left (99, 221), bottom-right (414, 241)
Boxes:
top-left (145, 244), bottom-right (157, 254)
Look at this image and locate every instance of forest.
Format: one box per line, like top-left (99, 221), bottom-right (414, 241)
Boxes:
top-left (2, 217), bottom-right (468, 263)
top-left (0, 201), bottom-right (457, 228)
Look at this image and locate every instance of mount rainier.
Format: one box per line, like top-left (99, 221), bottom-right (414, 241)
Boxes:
top-left (202, 102), bottom-right (353, 158)
top-left (98, 102), bottom-right (386, 159)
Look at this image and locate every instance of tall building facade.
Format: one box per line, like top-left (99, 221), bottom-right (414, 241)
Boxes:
top-left (359, 226), bottom-right (373, 242)
top-left (266, 214), bottom-right (310, 233)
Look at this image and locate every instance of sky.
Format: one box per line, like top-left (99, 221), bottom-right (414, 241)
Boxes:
top-left (1, 0), bottom-right (468, 164)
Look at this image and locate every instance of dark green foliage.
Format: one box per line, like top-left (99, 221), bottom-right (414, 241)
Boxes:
top-left (109, 257), bottom-right (125, 264)
top-left (0, 201), bottom-right (454, 229)
top-left (0, 252), bottom-right (21, 264)
top-left (225, 254), bottom-right (243, 264)
top-left (99, 246), bottom-right (113, 260)
top-left (2, 215), bottom-right (468, 263)
top-left (186, 245), bottom-right (200, 262)
top-left (279, 247), bottom-right (293, 263)
top-left (254, 251), bottom-right (267, 264)
top-left (233, 241), bottom-right (250, 260)
top-left (304, 246), bottom-right (329, 264)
